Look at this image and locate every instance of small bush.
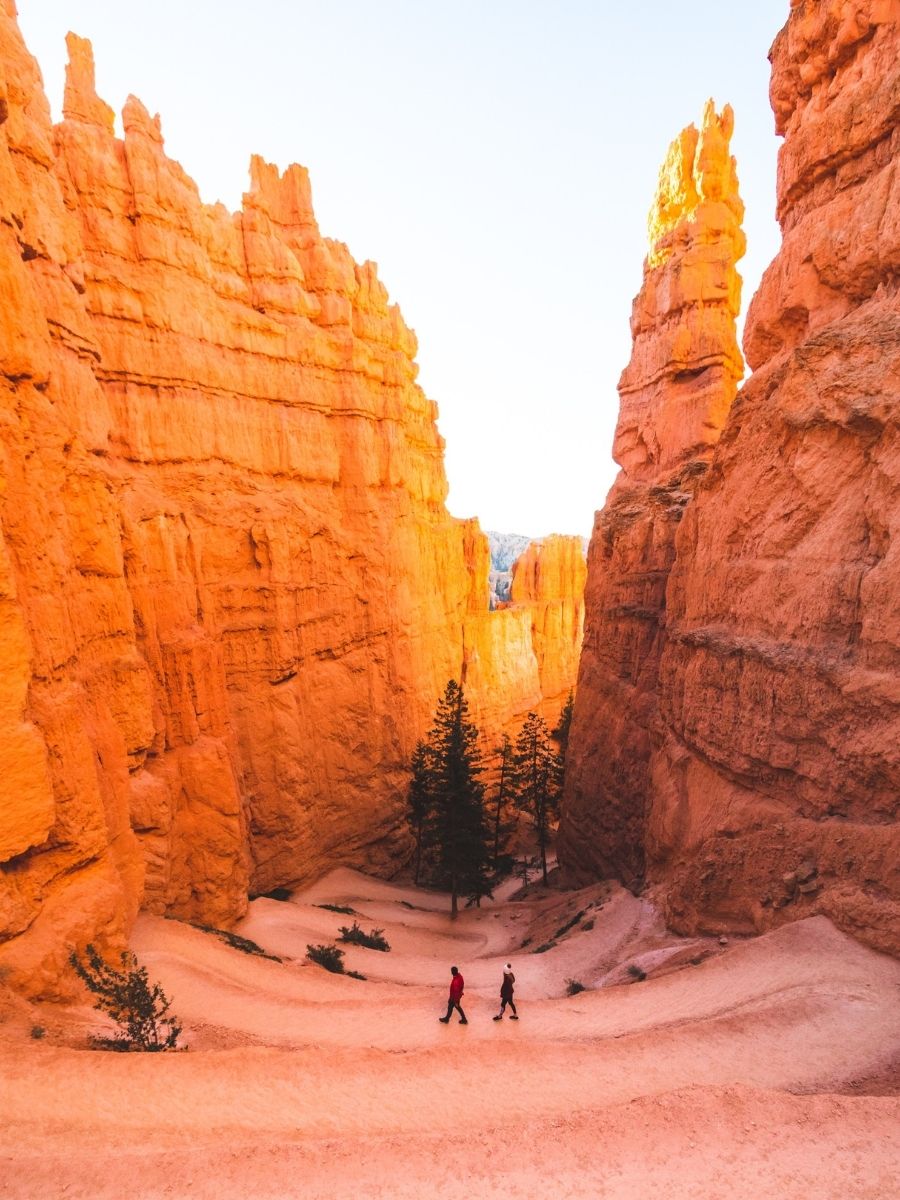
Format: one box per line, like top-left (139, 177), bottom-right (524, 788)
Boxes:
top-left (337, 921), bottom-right (390, 952)
top-left (533, 940), bottom-right (557, 954)
top-left (565, 979), bottom-right (586, 996)
top-left (553, 910), bottom-right (586, 940)
top-left (346, 970), bottom-right (367, 981)
top-left (70, 944), bottom-right (181, 1052)
top-left (399, 900), bottom-right (416, 910)
top-left (306, 943), bottom-right (346, 974)
top-left (315, 903), bottom-right (356, 916)
top-left (30, 1024), bottom-right (46, 1040)
top-left (581, 918), bottom-right (595, 932)
top-left (192, 924), bottom-right (281, 962)
top-left (627, 964), bottom-right (647, 982)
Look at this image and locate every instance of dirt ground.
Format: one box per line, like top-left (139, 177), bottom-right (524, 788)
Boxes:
top-left (1, 868), bottom-right (898, 1199)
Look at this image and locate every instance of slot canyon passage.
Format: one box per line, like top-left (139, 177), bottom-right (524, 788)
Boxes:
top-left (0, 1), bottom-right (898, 1198)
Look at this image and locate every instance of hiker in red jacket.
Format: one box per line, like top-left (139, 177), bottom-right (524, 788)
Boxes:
top-left (439, 965), bottom-right (467, 1024)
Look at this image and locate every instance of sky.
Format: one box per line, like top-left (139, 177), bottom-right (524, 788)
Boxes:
top-left (18, 1), bottom-right (788, 538)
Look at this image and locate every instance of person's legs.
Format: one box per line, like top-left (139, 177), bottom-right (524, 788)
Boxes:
top-left (439, 999), bottom-right (453, 1022)
top-left (509, 998), bottom-right (517, 1017)
top-left (455, 1001), bottom-right (467, 1024)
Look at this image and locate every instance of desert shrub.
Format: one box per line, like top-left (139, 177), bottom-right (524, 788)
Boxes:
top-left (192, 924), bottom-right (281, 962)
top-left (315, 903), bottom-right (356, 916)
top-left (565, 978), bottom-right (586, 996)
top-left (627, 964), bottom-right (647, 982)
top-left (306, 943), bottom-right (346, 974)
top-left (553, 909), bottom-right (586, 940)
top-left (581, 918), bottom-right (595, 932)
top-left (346, 970), bottom-right (367, 981)
top-left (337, 921), bottom-right (390, 952)
top-left (532, 940), bottom-right (557, 954)
top-left (69, 944), bottom-right (181, 1052)
top-left (30, 1024), bottom-right (46, 1040)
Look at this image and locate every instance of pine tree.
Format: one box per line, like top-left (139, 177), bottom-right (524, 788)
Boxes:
top-left (491, 733), bottom-right (515, 871)
top-left (406, 739), bottom-right (434, 885)
top-left (553, 690), bottom-right (575, 755)
top-left (510, 711), bottom-right (562, 886)
top-left (415, 680), bottom-right (492, 917)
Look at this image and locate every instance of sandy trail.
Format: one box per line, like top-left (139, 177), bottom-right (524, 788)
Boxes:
top-left (1, 869), bottom-right (898, 1198)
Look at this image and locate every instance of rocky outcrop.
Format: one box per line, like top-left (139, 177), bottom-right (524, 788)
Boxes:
top-left (560, 101), bottom-right (745, 885)
top-left (562, 1), bottom-right (900, 956)
top-left (510, 536), bottom-right (587, 705)
top-left (0, 11), bottom-right (585, 995)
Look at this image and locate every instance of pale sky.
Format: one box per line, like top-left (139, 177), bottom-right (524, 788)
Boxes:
top-left (19, 1), bottom-right (788, 538)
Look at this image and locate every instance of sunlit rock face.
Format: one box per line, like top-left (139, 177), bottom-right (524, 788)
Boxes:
top-left (563, 1), bottom-right (900, 956)
top-left (559, 101), bottom-right (745, 887)
top-left (0, 12), bottom-right (585, 995)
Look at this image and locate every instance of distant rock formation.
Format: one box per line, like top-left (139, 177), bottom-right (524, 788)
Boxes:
top-left (562, 2), bottom-right (899, 957)
top-left (0, 13), bottom-right (585, 995)
top-left (486, 531), bottom-right (532, 605)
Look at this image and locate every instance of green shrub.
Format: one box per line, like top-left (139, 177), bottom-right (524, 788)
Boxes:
top-left (69, 944), bottom-right (181, 1052)
top-left (553, 910), bottom-right (586, 940)
top-left (565, 978), bottom-right (586, 996)
top-left (337, 921), bottom-right (390, 952)
top-left (306, 943), bottom-right (346, 974)
top-left (346, 970), bottom-right (367, 981)
top-left (627, 964), bottom-right (647, 982)
top-left (533, 940), bottom-right (557, 954)
top-left (581, 918), bottom-right (595, 932)
top-left (30, 1024), bottom-right (46, 1040)
top-left (315, 903), bottom-right (356, 916)
top-left (192, 924), bottom-right (281, 962)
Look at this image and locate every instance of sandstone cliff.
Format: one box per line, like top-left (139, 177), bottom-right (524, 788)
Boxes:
top-left (562, 1), bottom-right (899, 956)
top-left (560, 101), bottom-right (745, 885)
top-left (0, 9), bottom-right (584, 995)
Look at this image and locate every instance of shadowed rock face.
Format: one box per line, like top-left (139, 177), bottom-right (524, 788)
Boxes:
top-left (0, 13), bottom-right (584, 995)
top-left (560, 101), bottom-right (746, 887)
top-left (562, 1), bottom-right (900, 956)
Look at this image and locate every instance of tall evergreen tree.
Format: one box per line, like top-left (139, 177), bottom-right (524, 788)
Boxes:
top-left (406, 739), bottom-right (434, 885)
top-left (491, 733), bottom-right (514, 871)
top-left (412, 680), bottom-right (492, 917)
top-left (510, 711), bottom-right (562, 886)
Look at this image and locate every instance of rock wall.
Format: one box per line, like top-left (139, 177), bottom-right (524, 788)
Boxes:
top-left (560, 101), bottom-right (745, 885)
top-left (562, 0), bottom-right (900, 956)
top-left (0, 10), bottom-right (584, 995)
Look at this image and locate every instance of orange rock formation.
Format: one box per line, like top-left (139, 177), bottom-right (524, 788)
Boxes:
top-left (0, 9), bottom-right (584, 995)
top-left (562, 1), bottom-right (900, 956)
top-left (560, 101), bottom-right (745, 886)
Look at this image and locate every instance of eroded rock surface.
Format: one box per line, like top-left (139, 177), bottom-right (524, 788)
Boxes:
top-left (0, 12), bottom-right (584, 995)
top-left (562, 2), bottom-right (900, 956)
top-left (560, 101), bottom-right (745, 886)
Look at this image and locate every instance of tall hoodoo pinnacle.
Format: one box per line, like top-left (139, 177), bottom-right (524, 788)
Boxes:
top-left (559, 101), bottom-right (745, 888)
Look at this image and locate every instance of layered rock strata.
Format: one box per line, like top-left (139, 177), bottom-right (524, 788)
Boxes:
top-left (560, 101), bottom-right (745, 885)
top-left (0, 10), bottom-right (584, 995)
top-left (563, 1), bottom-right (900, 956)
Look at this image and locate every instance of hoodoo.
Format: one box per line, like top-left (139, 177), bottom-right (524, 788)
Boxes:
top-left (560, 101), bottom-right (746, 886)
top-left (562, 2), bottom-right (899, 956)
top-left (0, 10), bottom-right (584, 995)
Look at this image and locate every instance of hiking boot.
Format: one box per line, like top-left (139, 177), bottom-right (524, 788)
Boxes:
top-left (492, 1015), bottom-right (502, 1021)
top-left (459, 1018), bottom-right (468, 1025)
top-left (510, 1015), bottom-right (519, 1020)
top-left (439, 1017), bottom-right (450, 1024)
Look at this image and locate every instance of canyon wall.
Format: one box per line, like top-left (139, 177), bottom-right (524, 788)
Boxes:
top-left (0, 7), bottom-right (583, 996)
top-left (562, 0), bottom-right (900, 955)
top-left (560, 101), bottom-right (745, 885)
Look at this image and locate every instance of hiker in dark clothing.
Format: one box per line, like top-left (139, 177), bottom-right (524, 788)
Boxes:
top-left (493, 962), bottom-right (518, 1020)
top-left (439, 965), bottom-right (467, 1024)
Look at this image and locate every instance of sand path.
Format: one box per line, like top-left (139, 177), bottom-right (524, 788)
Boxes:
top-left (1, 870), bottom-right (897, 1198)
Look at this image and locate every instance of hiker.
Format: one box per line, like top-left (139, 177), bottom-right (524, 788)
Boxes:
top-left (439, 965), bottom-right (467, 1025)
top-left (493, 962), bottom-right (518, 1020)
